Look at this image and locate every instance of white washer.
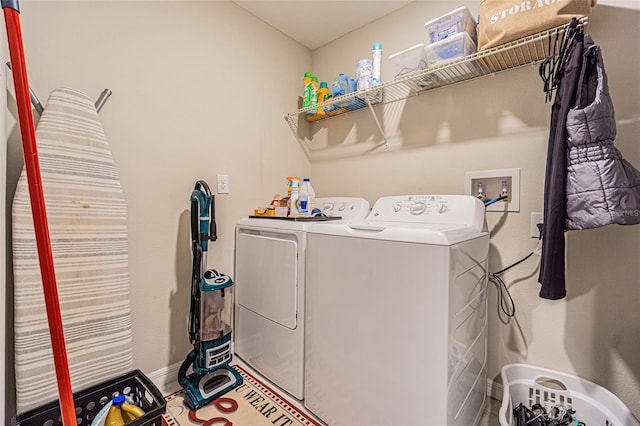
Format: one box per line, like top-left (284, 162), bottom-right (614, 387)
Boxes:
top-left (304, 194), bottom-right (489, 426)
top-left (234, 197), bottom-right (370, 399)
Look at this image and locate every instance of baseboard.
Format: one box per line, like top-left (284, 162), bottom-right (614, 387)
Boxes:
top-left (145, 361), bottom-right (182, 396)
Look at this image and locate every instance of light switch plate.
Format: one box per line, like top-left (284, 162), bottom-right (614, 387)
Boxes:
top-left (217, 174), bottom-right (229, 194)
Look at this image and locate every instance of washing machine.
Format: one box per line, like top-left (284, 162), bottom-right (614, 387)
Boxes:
top-left (234, 197), bottom-right (370, 399)
top-left (304, 194), bottom-right (489, 426)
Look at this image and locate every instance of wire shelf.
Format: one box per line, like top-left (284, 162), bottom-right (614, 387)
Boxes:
top-left (283, 23), bottom-right (572, 139)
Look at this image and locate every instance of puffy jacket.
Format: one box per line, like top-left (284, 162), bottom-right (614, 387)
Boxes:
top-left (565, 44), bottom-right (640, 229)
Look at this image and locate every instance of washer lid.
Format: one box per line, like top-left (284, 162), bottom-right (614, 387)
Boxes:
top-left (345, 222), bottom-right (480, 245)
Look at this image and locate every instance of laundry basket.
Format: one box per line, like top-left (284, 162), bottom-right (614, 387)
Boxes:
top-left (13, 370), bottom-right (166, 426)
top-left (499, 363), bottom-right (640, 426)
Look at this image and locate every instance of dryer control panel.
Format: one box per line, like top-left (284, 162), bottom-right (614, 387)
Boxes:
top-left (316, 197), bottom-right (370, 221)
top-left (367, 195), bottom-right (485, 229)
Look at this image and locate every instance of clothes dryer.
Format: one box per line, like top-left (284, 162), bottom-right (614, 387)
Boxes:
top-left (234, 197), bottom-right (370, 399)
top-left (304, 195), bottom-right (489, 426)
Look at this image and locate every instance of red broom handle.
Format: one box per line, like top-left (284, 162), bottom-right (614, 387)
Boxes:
top-left (2, 2), bottom-right (76, 424)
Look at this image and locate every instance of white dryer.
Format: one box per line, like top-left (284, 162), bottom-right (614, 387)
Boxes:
top-left (234, 197), bottom-right (370, 399)
top-left (304, 195), bottom-right (489, 426)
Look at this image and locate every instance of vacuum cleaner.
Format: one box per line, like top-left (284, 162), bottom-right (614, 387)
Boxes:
top-left (178, 180), bottom-right (242, 411)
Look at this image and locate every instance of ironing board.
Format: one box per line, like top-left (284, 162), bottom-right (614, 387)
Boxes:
top-left (12, 87), bottom-right (133, 413)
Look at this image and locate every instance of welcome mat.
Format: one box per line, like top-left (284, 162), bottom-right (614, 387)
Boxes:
top-left (162, 365), bottom-right (322, 426)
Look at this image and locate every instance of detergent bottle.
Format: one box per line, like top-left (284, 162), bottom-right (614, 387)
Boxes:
top-left (311, 82), bottom-right (330, 121)
top-left (333, 73), bottom-right (348, 97)
top-left (302, 72), bottom-right (314, 109)
top-left (298, 178), bottom-right (316, 215)
top-left (121, 401), bottom-right (145, 421)
top-left (329, 74), bottom-right (351, 116)
top-left (306, 178), bottom-right (316, 212)
top-left (299, 179), bottom-right (310, 215)
top-left (105, 395), bottom-right (145, 426)
top-left (305, 76), bottom-right (319, 119)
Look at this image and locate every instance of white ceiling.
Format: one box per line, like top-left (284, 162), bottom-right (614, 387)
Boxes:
top-left (231, 0), bottom-right (640, 50)
top-left (231, 0), bottom-right (414, 50)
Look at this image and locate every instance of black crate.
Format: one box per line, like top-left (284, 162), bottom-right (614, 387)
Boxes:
top-left (13, 370), bottom-right (166, 426)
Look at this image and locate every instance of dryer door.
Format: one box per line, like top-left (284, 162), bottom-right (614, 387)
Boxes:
top-left (235, 230), bottom-right (298, 329)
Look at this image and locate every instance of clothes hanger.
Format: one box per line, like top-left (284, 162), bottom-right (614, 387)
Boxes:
top-left (539, 18), bottom-right (584, 102)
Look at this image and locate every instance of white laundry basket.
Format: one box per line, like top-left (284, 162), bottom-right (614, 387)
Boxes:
top-left (499, 363), bottom-right (640, 426)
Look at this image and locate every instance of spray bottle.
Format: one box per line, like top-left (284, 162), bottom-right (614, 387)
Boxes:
top-left (289, 180), bottom-right (300, 216)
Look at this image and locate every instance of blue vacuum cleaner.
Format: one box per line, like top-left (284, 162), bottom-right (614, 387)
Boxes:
top-left (178, 180), bottom-right (242, 411)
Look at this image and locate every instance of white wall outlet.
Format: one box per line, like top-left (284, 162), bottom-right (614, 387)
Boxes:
top-left (217, 174), bottom-right (229, 194)
top-left (464, 168), bottom-right (520, 212)
top-left (531, 212), bottom-right (543, 238)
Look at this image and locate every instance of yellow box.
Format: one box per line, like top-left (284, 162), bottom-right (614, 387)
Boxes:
top-left (254, 208), bottom-right (276, 217)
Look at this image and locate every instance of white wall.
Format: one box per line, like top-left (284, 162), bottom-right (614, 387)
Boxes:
top-left (308, 0), bottom-right (640, 417)
top-left (4, 0), bottom-right (311, 418)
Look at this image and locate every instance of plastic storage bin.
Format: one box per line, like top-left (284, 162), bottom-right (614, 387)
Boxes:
top-left (389, 43), bottom-right (428, 77)
top-left (499, 363), bottom-right (640, 426)
top-left (423, 6), bottom-right (477, 45)
top-left (13, 370), bottom-right (166, 426)
top-left (388, 43), bottom-right (440, 89)
top-left (425, 32), bottom-right (476, 67)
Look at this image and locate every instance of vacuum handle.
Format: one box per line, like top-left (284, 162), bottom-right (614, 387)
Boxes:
top-left (210, 195), bottom-right (217, 241)
top-left (190, 199), bottom-right (199, 243)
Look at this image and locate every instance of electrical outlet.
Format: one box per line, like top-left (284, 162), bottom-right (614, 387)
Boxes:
top-left (464, 168), bottom-right (520, 212)
top-left (217, 174), bottom-right (229, 194)
top-left (531, 212), bottom-right (543, 238)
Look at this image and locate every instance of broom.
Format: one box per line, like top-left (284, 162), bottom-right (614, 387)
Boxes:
top-left (2, 1), bottom-right (76, 424)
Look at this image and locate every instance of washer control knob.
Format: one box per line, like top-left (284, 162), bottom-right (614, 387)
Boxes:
top-left (410, 202), bottom-right (426, 215)
top-left (323, 202), bottom-right (335, 212)
top-left (393, 203), bottom-right (402, 213)
top-left (437, 203), bottom-right (448, 214)
top-left (338, 203), bottom-right (346, 212)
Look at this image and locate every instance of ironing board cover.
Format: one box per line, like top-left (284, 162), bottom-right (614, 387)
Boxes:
top-left (12, 88), bottom-right (133, 412)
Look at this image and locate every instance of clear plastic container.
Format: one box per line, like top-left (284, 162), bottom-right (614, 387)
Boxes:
top-left (423, 6), bottom-right (477, 45)
top-left (389, 43), bottom-right (428, 77)
top-left (425, 32), bottom-right (476, 67)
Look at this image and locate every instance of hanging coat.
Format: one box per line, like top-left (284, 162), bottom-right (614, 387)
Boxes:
top-left (565, 44), bottom-right (640, 230)
top-left (539, 33), bottom-right (590, 300)
top-left (540, 34), bottom-right (640, 300)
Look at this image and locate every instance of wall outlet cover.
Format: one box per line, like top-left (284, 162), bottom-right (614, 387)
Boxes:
top-left (531, 212), bottom-right (543, 238)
